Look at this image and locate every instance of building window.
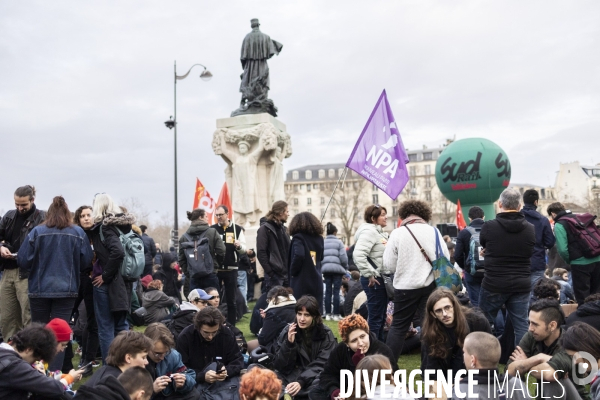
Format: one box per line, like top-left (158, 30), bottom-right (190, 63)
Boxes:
top-left (307, 198), bottom-right (312, 205)
top-left (320, 209), bottom-right (325, 217)
top-left (305, 170), bottom-right (312, 179)
top-left (373, 194), bottom-right (379, 204)
top-left (373, 184), bottom-right (378, 192)
top-left (425, 177), bottom-right (431, 188)
top-left (307, 184), bottom-right (311, 192)
top-left (423, 152), bottom-right (433, 160)
top-left (410, 180), bottom-right (416, 189)
top-left (409, 153), bottom-right (418, 162)
top-left (409, 166), bottom-right (417, 176)
top-left (328, 169), bottom-right (335, 178)
top-left (338, 168), bottom-right (345, 177)
top-left (319, 169), bottom-right (325, 178)
top-left (313, 184), bottom-right (318, 189)
top-left (425, 192), bottom-right (432, 201)
top-left (331, 209), bottom-right (336, 218)
top-left (300, 184), bottom-right (305, 190)
top-left (292, 171), bottom-right (299, 180)
top-left (294, 209), bottom-right (299, 215)
top-left (320, 183), bottom-right (325, 191)
top-left (353, 181), bottom-right (359, 189)
top-left (392, 206), bottom-right (398, 216)
top-left (424, 165), bottom-right (431, 175)
top-left (293, 198), bottom-right (298, 206)
top-left (320, 197), bottom-right (325, 205)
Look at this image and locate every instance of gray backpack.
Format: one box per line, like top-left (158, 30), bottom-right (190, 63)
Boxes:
top-left (181, 231), bottom-right (214, 279)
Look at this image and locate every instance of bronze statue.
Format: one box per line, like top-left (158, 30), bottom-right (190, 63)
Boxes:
top-left (231, 19), bottom-right (283, 118)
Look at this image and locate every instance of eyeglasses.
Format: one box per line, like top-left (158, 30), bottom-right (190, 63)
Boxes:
top-left (433, 305), bottom-right (453, 316)
top-left (153, 349), bottom-right (171, 358)
top-left (94, 192), bottom-right (106, 197)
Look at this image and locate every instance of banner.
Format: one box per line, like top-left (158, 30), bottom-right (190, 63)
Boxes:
top-left (215, 182), bottom-right (233, 221)
top-left (456, 199), bottom-right (467, 230)
top-left (346, 90), bottom-right (409, 200)
top-left (192, 178), bottom-right (216, 223)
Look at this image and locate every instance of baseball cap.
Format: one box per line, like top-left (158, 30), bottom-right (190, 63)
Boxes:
top-left (188, 289), bottom-right (214, 302)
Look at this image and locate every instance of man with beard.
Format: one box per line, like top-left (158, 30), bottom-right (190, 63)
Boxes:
top-left (256, 201), bottom-right (290, 291)
top-left (0, 185), bottom-right (46, 340)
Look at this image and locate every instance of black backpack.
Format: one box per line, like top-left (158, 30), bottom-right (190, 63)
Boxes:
top-left (181, 231), bottom-right (214, 279)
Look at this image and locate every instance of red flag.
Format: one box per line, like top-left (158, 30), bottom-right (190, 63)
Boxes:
top-left (192, 178), bottom-right (215, 222)
top-left (456, 199), bottom-right (467, 230)
top-left (215, 182), bottom-right (233, 221)
top-left (396, 218), bottom-right (403, 228)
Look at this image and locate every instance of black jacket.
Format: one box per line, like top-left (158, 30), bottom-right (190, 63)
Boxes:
top-left (176, 323), bottom-right (243, 383)
top-left (566, 300), bottom-right (600, 331)
top-left (480, 212), bottom-right (536, 293)
top-left (521, 204), bottom-right (556, 272)
top-left (0, 206), bottom-right (46, 276)
top-left (0, 347), bottom-right (69, 400)
top-left (272, 323), bottom-right (337, 392)
top-left (153, 252), bottom-right (182, 302)
top-left (257, 303), bottom-right (297, 352)
top-left (74, 375), bottom-right (129, 400)
top-left (141, 233), bottom-right (157, 267)
top-left (88, 214), bottom-right (135, 313)
top-left (82, 365), bottom-right (122, 388)
top-left (317, 333), bottom-right (398, 397)
top-left (211, 222), bottom-right (244, 269)
top-left (344, 280), bottom-right (364, 316)
top-left (256, 219), bottom-right (290, 278)
top-left (454, 218), bottom-right (485, 279)
top-left (289, 233), bottom-right (324, 307)
top-left (168, 308), bottom-right (197, 341)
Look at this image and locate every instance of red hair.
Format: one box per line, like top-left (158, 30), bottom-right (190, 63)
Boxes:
top-left (239, 368), bottom-right (282, 400)
top-left (338, 314), bottom-right (370, 343)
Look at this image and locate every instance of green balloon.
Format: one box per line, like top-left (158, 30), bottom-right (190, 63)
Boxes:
top-left (435, 138), bottom-right (511, 207)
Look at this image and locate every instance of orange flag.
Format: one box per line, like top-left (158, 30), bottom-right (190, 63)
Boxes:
top-left (215, 182), bottom-right (233, 220)
top-left (456, 199), bottom-right (467, 230)
top-left (192, 178), bottom-right (215, 222)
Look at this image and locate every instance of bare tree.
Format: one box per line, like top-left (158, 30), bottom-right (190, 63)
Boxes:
top-left (430, 190), bottom-right (455, 225)
top-left (329, 178), bottom-right (369, 245)
top-left (587, 189), bottom-right (600, 218)
top-left (120, 197), bottom-right (151, 226)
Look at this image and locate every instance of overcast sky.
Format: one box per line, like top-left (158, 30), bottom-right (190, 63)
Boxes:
top-left (1, 1), bottom-right (599, 222)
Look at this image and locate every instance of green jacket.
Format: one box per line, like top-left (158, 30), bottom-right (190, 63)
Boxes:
top-left (554, 223), bottom-right (600, 265)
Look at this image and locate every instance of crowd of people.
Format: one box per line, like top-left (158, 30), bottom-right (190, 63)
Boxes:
top-left (1, 184), bottom-right (600, 399)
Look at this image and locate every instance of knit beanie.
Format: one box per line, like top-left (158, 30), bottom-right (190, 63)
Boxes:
top-left (46, 318), bottom-right (73, 342)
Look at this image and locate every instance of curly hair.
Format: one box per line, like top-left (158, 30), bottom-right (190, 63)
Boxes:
top-left (422, 287), bottom-right (468, 359)
top-left (288, 212), bottom-right (324, 236)
top-left (363, 205), bottom-right (387, 224)
top-left (74, 205), bottom-right (93, 226)
top-left (12, 323), bottom-right (57, 363)
top-left (147, 279), bottom-right (163, 290)
top-left (398, 200), bottom-right (432, 221)
top-left (533, 278), bottom-right (560, 301)
top-left (338, 314), bottom-right (370, 343)
top-left (239, 367), bottom-right (282, 400)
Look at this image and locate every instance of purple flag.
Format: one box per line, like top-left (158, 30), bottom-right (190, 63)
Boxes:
top-left (346, 90), bottom-right (409, 200)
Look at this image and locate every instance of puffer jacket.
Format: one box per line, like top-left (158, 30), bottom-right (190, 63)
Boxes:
top-left (322, 235), bottom-right (348, 275)
top-left (353, 223), bottom-right (388, 278)
top-left (142, 288), bottom-right (175, 324)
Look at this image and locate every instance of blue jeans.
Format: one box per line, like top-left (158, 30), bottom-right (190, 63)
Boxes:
top-left (324, 275), bottom-right (342, 315)
top-left (463, 273), bottom-right (482, 308)
top-left (93, 284), bottom-right (128, 363)
top-left (237, 271), bottom-right (248, 305)
top-left (360, 276), bottom-right (387, 341)
top-left (479, 288), bottom-right (529, 346)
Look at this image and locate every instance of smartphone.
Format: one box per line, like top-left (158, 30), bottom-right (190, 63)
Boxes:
top-left (79, 361), bottom-right (93, 370)
top-left (11, 253), bottom-right (17, 257)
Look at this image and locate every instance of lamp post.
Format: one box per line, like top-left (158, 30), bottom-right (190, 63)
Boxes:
top-left (165, 61), bottom-right (212, 251)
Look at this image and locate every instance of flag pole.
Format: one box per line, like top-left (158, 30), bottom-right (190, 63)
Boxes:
top-left (229, 184), bottom-right (237, 241)
top-left (320, 167), bottom-right (348, 224)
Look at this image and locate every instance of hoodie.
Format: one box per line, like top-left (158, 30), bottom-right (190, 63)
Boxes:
top-left (566, 300), bottom-right (600, 331)
top-left (521, 204), bottom-right (556, 272)
top-left (480, 212), bottom-right (536, 293)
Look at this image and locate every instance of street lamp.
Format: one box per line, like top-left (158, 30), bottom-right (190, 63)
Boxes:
top-left (164, 61), bottom-right (212, 251)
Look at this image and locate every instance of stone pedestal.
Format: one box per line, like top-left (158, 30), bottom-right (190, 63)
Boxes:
top-left (212, 113), bottom-right (292, 284)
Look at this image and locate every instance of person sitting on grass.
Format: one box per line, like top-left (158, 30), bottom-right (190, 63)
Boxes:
top-left (272, 295), bottom-right (336, 399)
top-left (143, 323), bottom-right (197, 400)
top-left (74, 366), bottom-right (154, 400)
top-left (166, 288), bottom-right (212, 341)
top-left (239, 367), bottom-right (282, 400)
top-left (176, 306), bottom-right (243, 395)
top-left (143, 280), bottom-right (178, 324)
top-left (309, 314), bottom-right (397, 400)
top-left (82, 330), bottom-right (153, 388)
top-left (0, 323), bottom-right (77, 400)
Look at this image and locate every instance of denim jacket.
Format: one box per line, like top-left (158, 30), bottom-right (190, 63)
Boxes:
top-left (18, 224), bottom-right (93, 298)
top-left (150, 349), bottom-right (196, 396)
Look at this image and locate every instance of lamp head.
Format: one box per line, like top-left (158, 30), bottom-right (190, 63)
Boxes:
top-left (200, 69), bottom-right (212, 82)
top-left (164, 116), bottom-right (175, 129)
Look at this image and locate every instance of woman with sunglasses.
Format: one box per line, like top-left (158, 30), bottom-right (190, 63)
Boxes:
top-left (353, 204), bottom-right (389, 341)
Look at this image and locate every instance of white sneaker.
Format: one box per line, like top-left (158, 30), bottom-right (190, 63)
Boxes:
top-left (332, 314), bottom-right (342, 321)
top-left (325, 314), bottom-right (332, 321)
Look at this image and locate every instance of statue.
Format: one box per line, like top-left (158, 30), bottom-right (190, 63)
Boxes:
top-left (231, 18), bottom-right (283, 118)
top-left (269, 139), bottom-right (287, 204)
